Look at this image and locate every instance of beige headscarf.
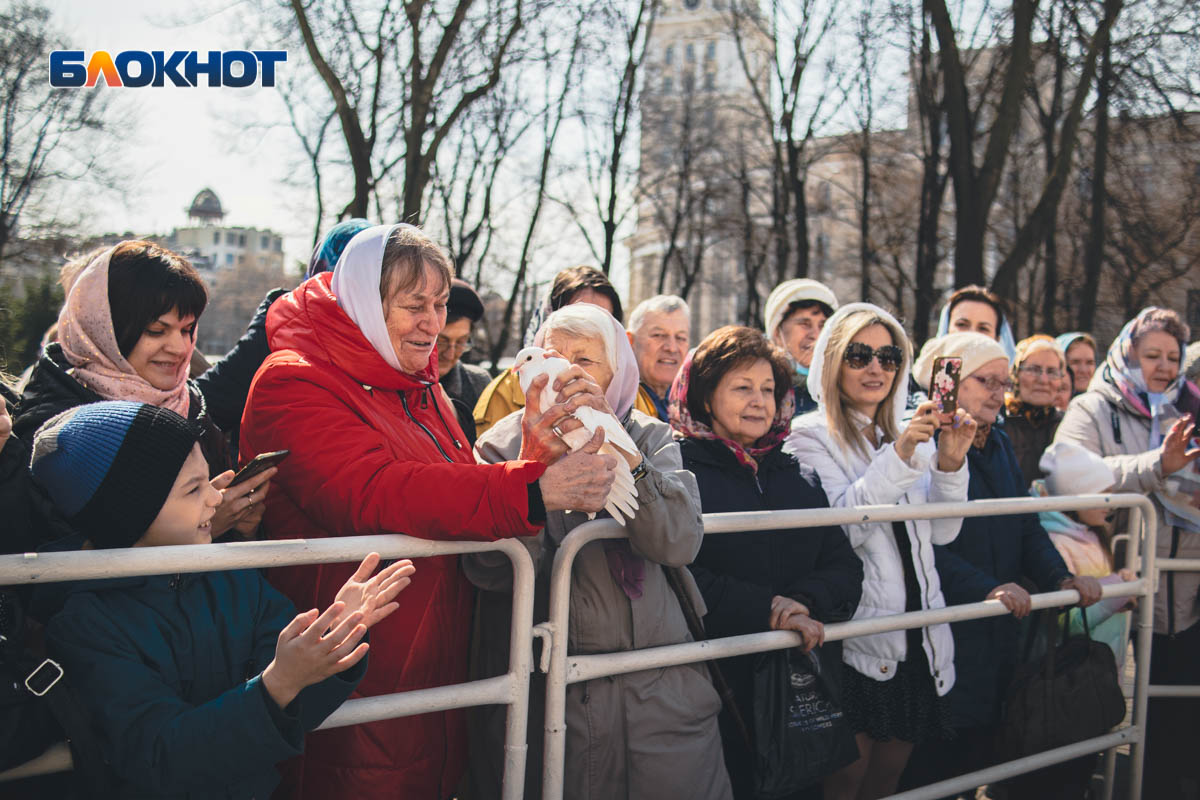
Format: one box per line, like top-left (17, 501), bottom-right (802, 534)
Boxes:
top-left (56, 248), bottom-right (193, 417)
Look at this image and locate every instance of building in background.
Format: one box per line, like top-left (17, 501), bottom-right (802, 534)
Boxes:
top-left (628, 1), bottom-right (1200, 347)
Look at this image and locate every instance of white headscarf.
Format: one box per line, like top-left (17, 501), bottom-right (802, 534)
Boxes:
top-left (936, 300), bottom-right (1017, 360)
top-left (807, 302), bottom-right (913, 434)
top-left (534, 303), bottom-right (641, 419)
top-left (330, 224), bottom-right (411, 373)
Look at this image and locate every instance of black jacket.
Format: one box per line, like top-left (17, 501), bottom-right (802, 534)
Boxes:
top-left (15, 344), bottom-right (232, 475)
top-left (194, 288), bottom-right (286, 450)
top-left (681, 437), bottom-right (863, 796)
top-left (439, 360), bottom-right (491, 447)
top-left (0, 383), bottom-right (75, 555)
top-left (934, 426), bottom-right (1071, 728)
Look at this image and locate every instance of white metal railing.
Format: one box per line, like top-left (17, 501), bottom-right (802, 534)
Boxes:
top-left (0, 495), bottom-right (1161, 800)
top-left (1144, 557), bottom-right (1200, 701)
top-left (540, 494), bottom-right (1157, 800)
top-left (0, 534), bottom-right (537, 800)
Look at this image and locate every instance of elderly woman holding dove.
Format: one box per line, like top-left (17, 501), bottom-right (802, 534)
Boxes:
top-left (239, 224), bottom-right (618, 799)
top-left (463, 302), bottom-right (732, 800)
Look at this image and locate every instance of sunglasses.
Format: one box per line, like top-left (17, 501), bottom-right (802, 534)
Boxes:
top-left (843, 342), bottom-right (903, 372)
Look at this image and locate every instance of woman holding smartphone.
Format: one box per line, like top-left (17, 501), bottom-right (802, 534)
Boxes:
top-left (786, 303), bottom-right (977, 800)
top-left (15, 241), bottom-right (274, 541)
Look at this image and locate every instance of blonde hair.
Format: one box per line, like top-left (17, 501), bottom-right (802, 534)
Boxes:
top-left (820, 309), bottom-right (912, 458)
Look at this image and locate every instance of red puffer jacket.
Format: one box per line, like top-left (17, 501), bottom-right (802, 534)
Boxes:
top-left (240, 272), bottom-right (544, 799)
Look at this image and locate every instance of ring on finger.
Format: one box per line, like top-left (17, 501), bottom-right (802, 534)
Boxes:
top-left (551, 423), bottom-right (566, 438)
top-left (247, 490), bottom-right (256, 506)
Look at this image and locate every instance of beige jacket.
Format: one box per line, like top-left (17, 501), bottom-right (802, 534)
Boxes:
top-left (462, 410), bottom-right (732, 800)
top-left (1055, 382), bottom-right (1200, 634)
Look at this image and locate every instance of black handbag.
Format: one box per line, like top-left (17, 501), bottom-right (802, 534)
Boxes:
top-left (995, 608), bottom-right (1126, 762)
top-left (751, 645), bottom-right (859, 799)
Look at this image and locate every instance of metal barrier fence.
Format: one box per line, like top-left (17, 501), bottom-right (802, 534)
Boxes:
top-left (541, 493), bottom-right (1157, 800)
top-left (0, 534), bottom-right (538, 800)
top-left (0, 494), bottom-right (1160, 800)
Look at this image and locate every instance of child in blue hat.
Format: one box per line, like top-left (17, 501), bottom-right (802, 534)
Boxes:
top-left (30, 401), bottom-right (414, 798)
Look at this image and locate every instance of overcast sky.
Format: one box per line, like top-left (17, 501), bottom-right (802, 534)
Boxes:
top-left (51, 0), bottom-right (313, 267)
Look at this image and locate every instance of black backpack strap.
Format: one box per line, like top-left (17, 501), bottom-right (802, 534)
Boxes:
top-left (1110, 406), bottom-right (1122, 445)
top-left (33, 664), bottom-right (113, 794)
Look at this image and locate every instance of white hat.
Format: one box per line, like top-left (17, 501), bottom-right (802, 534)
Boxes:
top-left (1039, 441), bottom-right (1116, 496)
top-left (913, 332), bottom-right (1010, 391)
top-left (764, 279), bottom-right (839, 341)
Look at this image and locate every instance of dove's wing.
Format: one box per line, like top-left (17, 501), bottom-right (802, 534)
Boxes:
top-left (599, 441), bottom-right (639, 526)
top-left (573, 405), bottom-right (641, 461)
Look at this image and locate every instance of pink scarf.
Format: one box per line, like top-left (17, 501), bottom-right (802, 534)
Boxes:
top-left (57, 247), bottom-right (193, 417)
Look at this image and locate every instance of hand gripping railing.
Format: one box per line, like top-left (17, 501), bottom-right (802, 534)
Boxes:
top-left (540, 494), bottom-right (1157, 800)
top-left (0, 534), bottom-right (537, 800)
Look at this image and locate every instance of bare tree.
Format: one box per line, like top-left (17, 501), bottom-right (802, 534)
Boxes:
top-left (927, 0), bottom-right (1123, 295)
top-left (0, 2), bottom-right (117, 266)
top-left (487, 25), bottom-right (583, 365)
top-left (728, 0), bottom-right (840, 283)
top-left (280, 0), bottom-right (535, 222)
top-left (558, 0), bottom-right (658, 275)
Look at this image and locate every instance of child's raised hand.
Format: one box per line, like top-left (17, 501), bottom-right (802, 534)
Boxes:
top-left (333, 553), bottom-right (414, 630)
top-left (261, 601), bottom-right (369, 709)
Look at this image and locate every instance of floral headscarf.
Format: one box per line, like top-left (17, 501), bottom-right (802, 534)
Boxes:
top-left (57, 248), bottom-right (193, 417)
top-left (1101, 307), bottom-right (1200, 532)
top-left (668, 347), bottom-right (795, 473)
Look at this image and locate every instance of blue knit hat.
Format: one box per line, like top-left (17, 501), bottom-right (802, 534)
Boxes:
top-left (30, 402), bottom-right (203, 548)
top-left (306, 218), bottom-right (373, 279)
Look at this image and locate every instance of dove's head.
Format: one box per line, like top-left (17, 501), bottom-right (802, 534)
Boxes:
top-left (513, 347), bottom-right (548, 394)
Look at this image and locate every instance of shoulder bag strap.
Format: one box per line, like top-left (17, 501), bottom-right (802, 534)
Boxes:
top-left (664, 566), bottom-right (754, 751)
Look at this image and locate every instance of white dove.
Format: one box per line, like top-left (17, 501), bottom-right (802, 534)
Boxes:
top-left (513, 346), bottom-right (641, 525)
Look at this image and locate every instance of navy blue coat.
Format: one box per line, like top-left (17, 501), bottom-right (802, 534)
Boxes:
top-left (45, 568), bottom-right (365, 799)
top-left (934, 427), bottom-right (1071, 728)
top-left (682, 437), bottom-right (862, 797)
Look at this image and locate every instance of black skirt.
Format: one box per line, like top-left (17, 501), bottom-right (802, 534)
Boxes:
top-left (841, 640), bottom-right (953, 743)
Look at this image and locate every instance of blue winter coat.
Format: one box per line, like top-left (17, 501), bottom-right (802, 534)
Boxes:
top-left (933, 426), bottom-right (1071, 728)
top-left (45, 568), bottom-right (365, 799)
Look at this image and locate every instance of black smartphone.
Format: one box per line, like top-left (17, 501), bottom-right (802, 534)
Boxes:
top-left (230, 449), bottom-right (289, 486)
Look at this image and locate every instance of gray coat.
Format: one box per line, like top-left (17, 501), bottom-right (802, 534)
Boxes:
top-left (1054, 381), bottom-right (1200, 634)
top-left (463, 409), bottom-right (732, 800)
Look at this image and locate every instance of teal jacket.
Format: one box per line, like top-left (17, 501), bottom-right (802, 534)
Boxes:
top-left (45, 568), bottom-right (365, 799)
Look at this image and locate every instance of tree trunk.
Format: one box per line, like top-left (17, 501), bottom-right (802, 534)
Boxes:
top-left (1079, 34), bottom-right (1113, 332)
top-left (859, 130), bottom-right (872, 301)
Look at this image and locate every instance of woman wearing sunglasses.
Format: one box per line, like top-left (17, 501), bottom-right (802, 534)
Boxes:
top-left (786, 304), bottom-right (977, 800)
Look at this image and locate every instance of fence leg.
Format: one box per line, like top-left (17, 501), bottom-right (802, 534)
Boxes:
top-left (1100, 746), bottom-right (1116, 800)
top-left (501, 543), bottom-right (536, 800)
top-left (1128, 505), bottom-right (1154, 800)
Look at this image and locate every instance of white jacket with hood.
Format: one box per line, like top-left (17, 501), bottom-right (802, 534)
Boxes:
top-left (784, 303), bottom-right (968, 695)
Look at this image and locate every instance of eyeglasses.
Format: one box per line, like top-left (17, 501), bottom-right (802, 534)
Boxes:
top-left (437, 336), bottom-right (473, 355)
top-left (843, 342), bottom-right (903, 372)
top-left (970, 375), bottom-right (1014, 395)
top-left (1018, 365), bottom-right (1063, 380)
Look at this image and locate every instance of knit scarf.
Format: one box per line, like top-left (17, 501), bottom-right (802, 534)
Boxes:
top-left (57, 248), bottom-right (192, 417)
top-left (667, 350), bottom-right (795, 473)
top-left (1004, 395), bottom-right (1058, 427)
top-left (972, 421), bottom-right (992, 451)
